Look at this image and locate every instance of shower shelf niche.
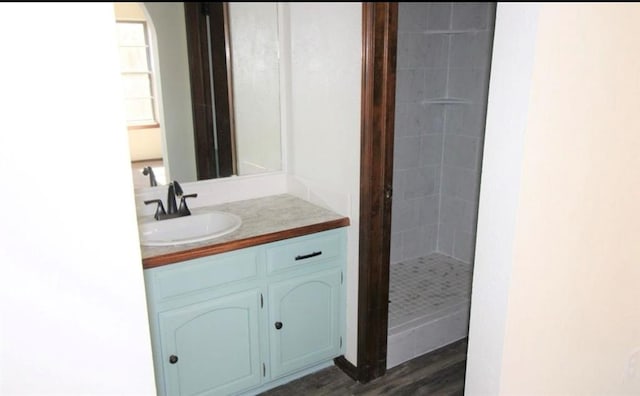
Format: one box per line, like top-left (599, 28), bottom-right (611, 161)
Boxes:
top-left (420, 98), bottom-right (470, 105)
top-left (420, 29), bottom-right (488, 35)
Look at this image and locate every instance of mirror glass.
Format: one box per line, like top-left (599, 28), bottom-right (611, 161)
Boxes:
top-left (113, 2), bottom-right (283, 189)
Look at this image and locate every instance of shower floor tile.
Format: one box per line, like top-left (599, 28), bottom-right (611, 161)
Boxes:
top-left (388, 253), bottom-right (473, 331)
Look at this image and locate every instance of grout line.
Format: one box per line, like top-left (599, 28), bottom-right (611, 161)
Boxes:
top-left (435, 8), bottom-right (454, 255)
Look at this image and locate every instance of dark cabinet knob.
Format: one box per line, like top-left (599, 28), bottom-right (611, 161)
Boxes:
top-left (169, 355), bottom-right (178, 364)
top-left (275, 321), bottom-right (283, 330)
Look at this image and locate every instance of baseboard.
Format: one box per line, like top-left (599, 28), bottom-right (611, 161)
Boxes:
top-left (333, 355), bottom-right (359, 381)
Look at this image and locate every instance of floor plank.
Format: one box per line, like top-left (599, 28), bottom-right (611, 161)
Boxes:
top-left (260, 338), bottom-right (467, 396)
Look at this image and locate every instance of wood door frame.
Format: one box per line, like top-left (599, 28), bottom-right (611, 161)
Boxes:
top-left (184, 2), bottom-right (235, 180)
top-left (334, 2), bottom-right (398, 383)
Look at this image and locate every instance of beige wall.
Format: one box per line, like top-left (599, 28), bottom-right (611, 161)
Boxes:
top-left (468, 3), bottom-right (640, 394)
top-left (113, 2), bottom-right (145, 20)
top-left (128, 127), bottom-right (162, 161)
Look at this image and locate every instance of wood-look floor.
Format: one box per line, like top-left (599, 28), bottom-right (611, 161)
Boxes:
top-left (260, 338), bottom-right (468, 396)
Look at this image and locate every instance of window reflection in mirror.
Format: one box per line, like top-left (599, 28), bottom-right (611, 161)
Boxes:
top-left (113, 2), bottom-right (283, 190)
top-left (114, 3), bottom-right (168, 188)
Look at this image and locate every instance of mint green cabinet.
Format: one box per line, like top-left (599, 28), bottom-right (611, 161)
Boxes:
top-left (144, 228), bottom-right (347, 396)
top-left (158, 289), bottom-right (262, 396)
top-left (268, 269), bottom-right (342, 379)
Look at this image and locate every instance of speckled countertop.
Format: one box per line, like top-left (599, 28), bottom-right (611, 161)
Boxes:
top-left (140, 194), bottom-right (350, 268)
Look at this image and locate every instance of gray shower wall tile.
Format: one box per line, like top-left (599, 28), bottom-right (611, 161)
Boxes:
top-left (445, 104), bottom-right (488, 138)
top-left (449, 31), bottom-right (493, 70)
top-left (394, 136), bottom-right (421, 170)
top-left (396, 69), bottom-right (425, 103)
top-left (392, 2), bottom-right (494, 266)
top-left (448, 68), bottom-right (490, 102)
top-left (394, 103), bottom-right (412, 139)
top-left (487, 3), bottom-right (497, 32)
top-left (391, 196), bottom-right (422, 234)
top-left (440, 196), bottom-right (466, 229)
top-left (443, 134), bottom-right (480, 170)
top-left (421, 224), bottom-right (439, 255)
top-left (441, 166), bottom-right (481, 202)
top-left (397, 102), bottom-right (445, 139)
top-left (401, 228), bottom-right (422, 260)
top-left (419, 194), bottom-right (440, 226)
top-left (453, 230), bottom-right (476, 264)
top-left (390, 232), bottom-right (403, 264)
top-left (440, 197), bottom-right (478, 235)
top-left (424, 68), bottom-right (449, 99)
top-left (437, 222), bottom-right (455, 257)
top-left (396, 32), bottom-right (410, 70)
top-left (392, 168), bottom-right (405, 201)
top-left (463, 199), bottom-right (480, 234)
top-left (419, 134), bottom-right (443, 167)
top-left (452, 2), bottom-right (493, 31)
top-left (475, 138), bottom-right (486, 171)
top-left (399, 2), bottom-right (429, 32)
top-left (407, 33), bottom-right (430, 68)
top-left (409, 103), bottom-right (445, 135)
top-left (426, 3), bottom-right (452, 31)
top-left (423, 35), bottom-right (450, 69)
top-left (401, 225), bottom-right (437, 261)
top-left (404, 166), bottom-right (439, 199)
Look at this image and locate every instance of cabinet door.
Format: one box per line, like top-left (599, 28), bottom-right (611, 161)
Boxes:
top-left (158, 289), bottom-right (262, 396)
top-left (268, 269), bottom-right (342, 379)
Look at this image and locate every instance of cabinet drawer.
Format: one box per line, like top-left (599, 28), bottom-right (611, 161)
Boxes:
top-left (266, 231), bottom-right (343, 274)
top-left (150, 249), bottom-right (260, 301)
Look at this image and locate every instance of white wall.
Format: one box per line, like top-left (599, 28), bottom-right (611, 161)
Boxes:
top-left (464, 3), bottom-right (539, 393)
top-left (0, 3), bottom-right (156, 395)
top-left (285, 2), bottom-right (362, 364)
top-left (467, 3), bottom-right (640, 394)
top-left (229, 2), bottom-right (283, 176)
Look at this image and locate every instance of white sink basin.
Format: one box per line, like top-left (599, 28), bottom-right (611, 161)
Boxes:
top-left (139, 211), bottom-right (242, 247)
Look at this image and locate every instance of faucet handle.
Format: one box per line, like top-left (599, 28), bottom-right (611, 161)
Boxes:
top-left (144, 199), bottom-right (166, 220)
top-left (178, 193), bottom-right (198, 216)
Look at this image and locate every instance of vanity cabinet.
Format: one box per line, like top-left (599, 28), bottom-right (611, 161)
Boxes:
top-left (157, 289), bottom-right (263, 395)
top-left (144, 228), bottom-right (347, 396)
top-left (268, 269), bottom-right (342, 380)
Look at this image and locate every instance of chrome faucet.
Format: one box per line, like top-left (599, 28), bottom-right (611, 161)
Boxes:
top-left (144, 181), bottom-right (198, 220)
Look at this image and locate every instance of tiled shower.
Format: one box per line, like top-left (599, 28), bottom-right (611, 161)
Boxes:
top-left (388, 3), bottom-right (496, 368)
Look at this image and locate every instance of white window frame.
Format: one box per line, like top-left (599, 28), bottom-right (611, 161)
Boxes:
top-left (116, 20), bottom-right (159, 129)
